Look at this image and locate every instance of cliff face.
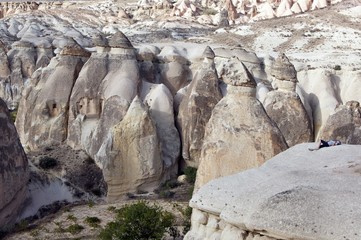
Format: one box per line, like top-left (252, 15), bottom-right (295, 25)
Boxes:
top-left (0, 97), bottom-right (29, 230)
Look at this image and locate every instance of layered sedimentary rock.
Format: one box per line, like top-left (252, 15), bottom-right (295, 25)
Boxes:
top-left (195, 60), bottom-right (288, 190)
top-left (263, 54), bottom-right (313, 147)
top-left (186, 143), bottom-right (361, 240)
top-left (318, 101), bottom-right (361, 144)
top-left (0, 98), bottom-right (29, 230)
top-left (104, 97), bottom-right (163, 201)
top-left (15, 43), bottom-right (89, 150)
top-left (177, 46), bottom-right (222, 167)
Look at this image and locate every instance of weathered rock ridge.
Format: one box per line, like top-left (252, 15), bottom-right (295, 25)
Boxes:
top-left (0, 97), bottom-right (29, 230)
top-left (186, 143), bottom-right (361, 240)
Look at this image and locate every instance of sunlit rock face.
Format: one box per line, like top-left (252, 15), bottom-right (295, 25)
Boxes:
top-left (177, 46), bottom-right (222, 168)
top-left (318, 100), bottom-right (361, 144)
top-left (104, 97), bottom-right (163, 202)
top-left (186, 143), bottom-right (361, 240)
top-left (195, 61), bottom-right (288, 190)
top-left (263, 53), bottom-right (313, 147)
top-left (0, 97), bottom-right (29, 230)
top-left (67, 31), bottom-right (139, 168)
top-left (15, 43), bottom-right (89, 150)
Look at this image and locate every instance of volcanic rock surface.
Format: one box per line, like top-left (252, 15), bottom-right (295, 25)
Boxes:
top-left (0, 97), bottom-right (29, 231)
top-left (186, 143), bottom-right (361, 240)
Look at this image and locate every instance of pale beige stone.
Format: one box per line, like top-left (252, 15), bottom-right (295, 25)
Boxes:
top-left (104, 97), bottom-right (163, 202)
top-left (195, 64), bottom-right (287, 189)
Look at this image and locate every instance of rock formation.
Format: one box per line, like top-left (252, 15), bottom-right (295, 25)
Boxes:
top-left (318, 101), bottom-right (361, 144)
top-left (67, 31), bottom-right (139, 167)
top-left (104, 97), bottom-right (163, 201)
top-left (158, 46), bottom-right (191, 95)
top-left (297, 69), bottom-right (340, 138)
top-left (186, 143), bottom-right (361, 240)
top-left (142, 83), bottom-right (181, 178)
top-left (177, 46), bottom-right (222, 167)
top-left (195, 60), bottom-right (288, 190)
top-left (263, 53), bottom-right (313, 147)
top-left (15, 43), bottom-right (89, 150)
top-left (0, 98), bottom-right (29, 230)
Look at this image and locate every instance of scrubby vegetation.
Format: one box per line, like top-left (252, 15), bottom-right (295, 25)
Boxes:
top-left (184, 166), bottom-right (197, 184)
top-left (84, 216), bottom-right (101, 228)
top-left (39, 157), bottom-right (58, 169)
top-left (99, 201), bottom-right (175, 240)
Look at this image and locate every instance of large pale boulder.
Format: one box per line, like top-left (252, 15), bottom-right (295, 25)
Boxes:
top-left (104, 97), bottom-right (163, 201)
top-left (16, 43), bottom-right (89, 150)
top-left (142, 82), bottom-right (180, 178)
top-left (0, 98), bottom-right (29, 230)
top-left (195, 61), bottom-right (287, 190)
top-left (263, 54), bottom-right (313, 147)
top-left (186, 143), bottom-right (361, 240)
top-left (177, 46), bottom-right (222, 167)
top-left (318, 101), bottom-right (361, 144)
top-left (263, 91), bottom-right (313, 147)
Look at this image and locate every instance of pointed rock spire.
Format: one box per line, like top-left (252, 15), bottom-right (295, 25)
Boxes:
top-left (109, 31), bottom-right (133, 49)
top-left (92, 34), bottom-right (108, 47)
top-left (202, 46), bottom-right (215, 59)
top-left (271, 53), bottom-right (297, 82)
top-left (230, 61), bottom-right (257, 87)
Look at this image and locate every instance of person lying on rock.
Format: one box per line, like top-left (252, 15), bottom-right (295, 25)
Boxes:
top-left (309, 139), bottom-right (341, 151)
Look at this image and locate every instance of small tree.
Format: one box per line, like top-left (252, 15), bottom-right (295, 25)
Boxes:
top-left (99, 201), bottom-right (174, 240)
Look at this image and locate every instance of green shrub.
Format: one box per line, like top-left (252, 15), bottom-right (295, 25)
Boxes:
top-left (159, 190), bottom-right (175, 199)
top-left (10, 110), bottom-right (17, 122)
top-left (184, 167), bottom-right (197, 184)
top-left (334, 65), bottom-right (341, 70)
top-left (182, 207), bottom-right (193, 234)
top-left (107, 206), bottom-right (116, 212)
top-left (99, 201), bottom-right (175, 240)
top-left (14, 219), bottom-right (29, 231)
top-left (67, 214), bottom-right (77, 222)
top-left (65, 224), bottom-right (84, 235)
top-left (85, 216), bottom-right (101, 228)
top-left (39, 157), bottom-right (58, 169)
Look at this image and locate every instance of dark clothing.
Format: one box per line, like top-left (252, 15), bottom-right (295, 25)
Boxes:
top-left (320, 139), bottom-right (341, 149)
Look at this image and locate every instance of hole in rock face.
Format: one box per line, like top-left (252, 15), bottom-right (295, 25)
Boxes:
top-left (77, 97), bottom-right (103, 118)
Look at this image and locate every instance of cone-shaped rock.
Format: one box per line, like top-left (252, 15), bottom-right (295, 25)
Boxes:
top-left (263, 91), bottom-right (313, 147)
top-left (16, 44), bottom-right (88, 149)
top-left (263, 55), bottom-right (313, 147)
top-left (177, 52), bottom-right (222, 167)
top-left (202, 46), bottom-right (215, 59)
top-left (108, 31), bottom-right (134, 49)
top-left (104, 97), bottom-right (163, 201)
top-left (271, 53), bottom-right (297, 82)
top-left (92, 34), bottom-right (108, 47)
top-left (195, 62), bottom-right (287, 190)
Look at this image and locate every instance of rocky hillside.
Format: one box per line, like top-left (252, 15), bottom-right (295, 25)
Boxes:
top-left (0, 0), bottom-right (360, 238)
